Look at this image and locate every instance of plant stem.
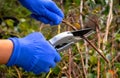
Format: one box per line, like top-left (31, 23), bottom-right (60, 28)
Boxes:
top-left (103, 0), bottom-right (113, 50)
top-left (13, 66), bottom-right (21, 78)
top-left (68, 49), bottom-right (72, 78)
top-left (96, 23), bottom-right (101, 78)
top-left (81, 35), bottom-right (109, 63)
top-left (76, 43), bottom-right (87, 78)
top-left (62, 20), bottom-right (77, 30)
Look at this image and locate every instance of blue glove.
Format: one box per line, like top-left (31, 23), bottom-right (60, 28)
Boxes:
top-left (19, 0), bottom-right (64, 25)
top-left (6, 32), bottom-right (61, 74)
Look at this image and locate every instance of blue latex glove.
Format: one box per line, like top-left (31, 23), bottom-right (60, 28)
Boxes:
top-left (19, 0), bottom-right (64, 25)
top-left (6, 32), bottom-right (61, 74)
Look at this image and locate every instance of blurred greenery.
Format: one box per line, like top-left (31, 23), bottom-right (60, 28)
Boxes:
top-left (0, 0), bottom-right (120, 78)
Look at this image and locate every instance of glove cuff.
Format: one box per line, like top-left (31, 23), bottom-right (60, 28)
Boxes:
top-left (6, 38), bottom-right (20, 66)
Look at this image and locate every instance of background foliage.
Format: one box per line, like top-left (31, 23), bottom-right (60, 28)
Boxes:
top-left (0, 0), bottom-right (120, 78)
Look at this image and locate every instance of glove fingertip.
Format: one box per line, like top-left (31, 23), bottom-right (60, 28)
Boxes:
top-left (55, 17), bottom-right (63, 25)
top-left (50, 62), bottom-right (56, 68)
top-left (42, 67), bottom-right (50, 73)
top-left (58, 9), bottom-right (64, 18)
top-left (50, 16), bottom-right (63, 26)
top-left (54, 53), bottom-right (61, 62)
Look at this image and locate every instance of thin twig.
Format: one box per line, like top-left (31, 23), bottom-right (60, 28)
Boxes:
top-left (66, 23), bottom-right (73, 78)
top-left (60, 0), bottom-right (64, 12)
top-left (76, 43), bottom-right (87, 78)
top-left (62, 20), bottom-right (77, 30)
top-left (97, 58), bottom-right (100, 78)
top-left (79, 0), bottom-right (84, 28)
top-left (81, 35), bottom-right (109, 63)
top-left (96, 26), bottom-right (101, 78)
top-left (13, 66), bottom-right (21, 78)
top-left (112, 53), bottom-right (120, 63)
top-left (46, 69), bottom-right (52, 78)
top-left (79, 0), bottom-right (89, 74)
top-left (58, 25), bottom-right (61, 34)
top-left (71, 63), bottom-right (77, 78)
top-left (103, 0), bottom-right (113, 50)
top-left (73, 62), bottom-right (84, 78)
top-left (68, 49), bottom-right (72, 78)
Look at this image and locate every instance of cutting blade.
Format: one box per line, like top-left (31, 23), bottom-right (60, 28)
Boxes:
top-left (71, 28), bottom-right (92, 37)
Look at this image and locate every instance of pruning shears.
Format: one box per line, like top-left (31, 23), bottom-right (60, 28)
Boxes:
top-left (49, 28), bottom-right (94, 52)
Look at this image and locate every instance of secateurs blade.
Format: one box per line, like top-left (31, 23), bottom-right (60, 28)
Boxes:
top-left (49, 28), bottom-right (93, 52)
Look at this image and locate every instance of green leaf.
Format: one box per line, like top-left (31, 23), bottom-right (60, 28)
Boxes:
top-left (89, 56), bottom-right (97, 65)
top-left (52, 66), bottom-right (61, 75)
top-left (114, 63), bottom-right (120, 68)
top-left (115, 34), bottom-right (120, 42)
top-left (87, 73), bottom-right (96, 78)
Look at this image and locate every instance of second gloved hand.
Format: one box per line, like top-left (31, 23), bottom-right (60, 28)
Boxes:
top-left (19, 0), bottom-right (64, 25)
top-left (6, 32), bottom-right (61, 74)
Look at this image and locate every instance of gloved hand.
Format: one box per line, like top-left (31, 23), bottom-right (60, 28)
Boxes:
top-left (19, 0), bottom-right (64, 25)
top-left (6, 32), bottom-right (61, 74)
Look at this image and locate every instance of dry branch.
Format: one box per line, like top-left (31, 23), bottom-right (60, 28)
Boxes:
top-left (68, 49), bottom-right (72, 78)
top-left (76, 43), bottom-right (87, 78)
top-left (79, 0), bottom-right (89, 77)
top-left (103, 0), bottom-right (113, 50)
top-left (13, 66), bottom-right (21, 78)
top-left (62, 20), bottom-right (77, 30)
top-left (96, 25), bottom-right (101, 78)
top-left (81, 35), bottom-right (109, 63)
